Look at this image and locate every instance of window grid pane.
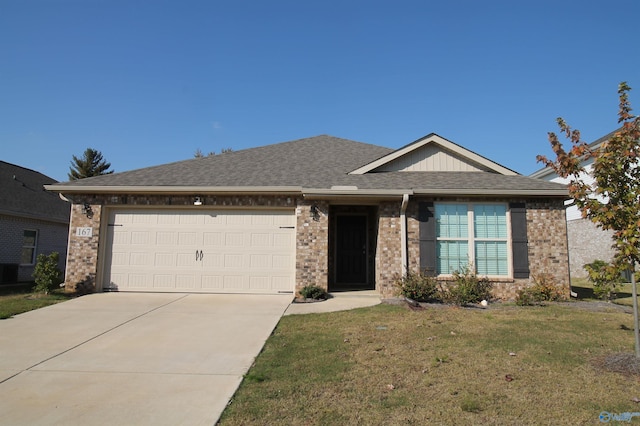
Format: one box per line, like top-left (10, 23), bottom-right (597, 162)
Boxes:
top-left (475, 241), bottom-right (508, 275)
top-left (436, 204), bottom-right (468, 238)
top-left (437, 241), bottom-right (468, 275)
top-left (474, 205), bottom-right (507, 239)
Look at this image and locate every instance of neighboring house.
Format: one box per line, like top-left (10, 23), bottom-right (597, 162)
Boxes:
top-left (0, 161), bottom-right (70, 283)
top-left (46, 134), bottom-right (569, 300)
top-left (530, 130), bottom-right (619, 279)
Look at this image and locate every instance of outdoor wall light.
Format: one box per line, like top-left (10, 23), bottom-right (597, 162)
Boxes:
top-left (311, 204), bottom-right (320, 221)
top-left (82, 202), bottom-right (94, 219)
top-left (193, 196), bottom-right (203, 206)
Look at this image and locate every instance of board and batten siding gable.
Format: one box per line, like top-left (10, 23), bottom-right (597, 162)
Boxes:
top-left (375, 144), bottom-right (491, 172)
top-left (418, 202), bottom-right (530, 279)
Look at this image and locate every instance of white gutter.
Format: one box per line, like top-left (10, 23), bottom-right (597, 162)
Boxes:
top-left (44, 185), bottom-right (303, 195)
top-left (412, 188), bottom-right (569, 197)
top-left (303, 188), bottom-right (412, 199)
top-left (400, 193), bottom-right (410, 276)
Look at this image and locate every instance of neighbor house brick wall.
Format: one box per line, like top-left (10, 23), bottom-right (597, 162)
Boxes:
top-left (566, 218), bottom-right (615, 279)
top-left (295, 201), bottom-right (329, 295)
top-left (376, 201), bottom-right (403, 298)
top-left (63, 194), bottom-right (298, 293)
top-left (0, 214), bottom-right (69, 282)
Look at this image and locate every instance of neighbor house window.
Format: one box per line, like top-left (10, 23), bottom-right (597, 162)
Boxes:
top-left (435, 203), bottom-right (509, 276)
top-left (21, 230), bottom-right (38, 265)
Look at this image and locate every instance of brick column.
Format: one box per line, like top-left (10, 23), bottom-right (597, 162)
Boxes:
top-left (295, 200), bottom-right (329, 295)
top-left (65, 202), bottom-right (102, 293)
top-left (376, 201), bottom-right (403, 298)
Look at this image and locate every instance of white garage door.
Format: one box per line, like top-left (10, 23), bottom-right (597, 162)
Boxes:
top-left (102, 209), bottom-right (296, 294)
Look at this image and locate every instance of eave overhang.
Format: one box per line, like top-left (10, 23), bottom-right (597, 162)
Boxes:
top-left (44, 185), bottom-right (304, 195)
top-left (412, 188), bottom-right (569, 197)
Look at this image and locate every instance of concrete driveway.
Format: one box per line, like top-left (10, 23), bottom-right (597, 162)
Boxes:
top-left (0, 292), bottom-right (292, 425)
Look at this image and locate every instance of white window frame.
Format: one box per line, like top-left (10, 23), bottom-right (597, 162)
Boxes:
top-left (435, 202), bottom-right (512, 278)
top-left (21, 229), bottom-right (39, 265)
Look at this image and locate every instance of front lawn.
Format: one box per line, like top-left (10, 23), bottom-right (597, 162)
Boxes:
top-left (0, 284), bottom-right (73, 319)
top-left (220, 302), bottom-right (639, 425)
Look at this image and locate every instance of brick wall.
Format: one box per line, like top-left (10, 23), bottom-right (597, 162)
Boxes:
top-left (295, 201), bottom-right (329, 294)
top-left (376, 201), bottom-right (403, 298)
top-left (63, 193), bottom-right (570, 300)
top-left (405, 198), bottom-right (570, 301)
top-left (566, 218), bottom-right (615, 279)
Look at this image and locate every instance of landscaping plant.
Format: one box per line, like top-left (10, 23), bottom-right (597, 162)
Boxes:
top-left (584, 259), bottom-right (624, 300)
top-left (439, 265), bottom-right (492, 306)
top-left (299, 284), bottom-right (328, 300)
top-left (516, 273), bottom-right (564, 306)
top-left (32, 252), bottom-right (64, 295)
top-left (394, 271), bottom-right (439, 302)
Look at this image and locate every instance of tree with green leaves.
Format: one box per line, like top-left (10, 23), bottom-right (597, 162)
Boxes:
top-left (68, 148), bottom-right (114, 180)
top-left (537, 82), bottom-right (640, 356)
top-left (193, 147), bottom-right (233, 158)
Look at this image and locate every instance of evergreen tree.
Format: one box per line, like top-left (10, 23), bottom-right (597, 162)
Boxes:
top-left (68, 148), bottom-right (114, 180)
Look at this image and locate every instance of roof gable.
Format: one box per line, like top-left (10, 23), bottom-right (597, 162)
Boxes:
top-left (349, 133), bottom-right (518, 175)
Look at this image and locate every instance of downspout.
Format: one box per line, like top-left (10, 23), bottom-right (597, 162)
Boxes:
top-left (400, 194), bottom-right (410, 276)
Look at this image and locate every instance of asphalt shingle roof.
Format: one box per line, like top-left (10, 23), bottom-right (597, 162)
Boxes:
top-left (49, 135), bottom-right (567, 195)
top-left (0, 161), bottom-right (71, 222)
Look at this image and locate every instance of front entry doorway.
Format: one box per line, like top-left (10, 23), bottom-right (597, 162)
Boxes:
top-left (329, 206), bottom-right (377, 291)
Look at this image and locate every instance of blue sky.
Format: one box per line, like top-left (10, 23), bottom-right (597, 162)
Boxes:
top-left (2, 0), bottom-right (638, 182)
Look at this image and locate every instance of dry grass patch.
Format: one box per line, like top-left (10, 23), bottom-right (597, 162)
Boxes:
top-left (0, 288), bottom-right (72, 319)
top-left (220, 303), bottom-right (640, 425)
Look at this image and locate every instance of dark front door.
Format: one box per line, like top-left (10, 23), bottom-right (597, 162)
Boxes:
top-left (335, 215), bottom-right (368, 284)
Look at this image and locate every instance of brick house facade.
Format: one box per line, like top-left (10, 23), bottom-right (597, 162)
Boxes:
top-left (48, 134), bottom-right (569, 300)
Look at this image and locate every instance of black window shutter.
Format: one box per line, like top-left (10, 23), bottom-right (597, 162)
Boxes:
top-left (419, 202), bottom-right (437, 276)
top-left (510, 202), bottom-right (529, 279)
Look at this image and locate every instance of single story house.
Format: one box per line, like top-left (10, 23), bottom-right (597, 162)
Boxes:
top-left (530, 129), bottom-right (620, 279)
top-left (0, 161), bottom-right (70, 283)
top-left (46, 134), bottom-right (570, 299)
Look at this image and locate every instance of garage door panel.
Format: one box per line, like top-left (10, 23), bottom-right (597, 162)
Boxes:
top-left (178, 232), bottom-right (199, 246)
top-left (156, 232), bottom-right (178, 245)
top-left (202, 232), bottom-right (223, 245)
top-left (201, 275), bottom-right (223, 289)
top-left (223, 275), bottom-right (244, 290)
top-left (104, 209), bottom-right (295, 294)
top-left (155, 253), bottom-right (176, 267)
top-left (153, 274), bottom-right (175, 288)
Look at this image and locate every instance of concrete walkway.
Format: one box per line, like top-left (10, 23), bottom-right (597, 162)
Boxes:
top-left (284, 290), bottom-right (381, 315)
top-left (0, 293), bottom-right (292, 426)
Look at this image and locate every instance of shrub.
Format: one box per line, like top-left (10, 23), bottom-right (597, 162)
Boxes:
top-left (299, 285), bottom-right (328, 300)
top-left (394, 271), bottom-right (439, 302)
top-left (516, 273), bottom-right (564, 306)
top-left (440, 266), bottom-right (492, 306)
top-left (584, 259), bottom-right (623, 300)
top-left (32, 252), bottom-right (64, 294)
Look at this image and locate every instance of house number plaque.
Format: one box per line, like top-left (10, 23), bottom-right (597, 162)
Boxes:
top-left (76, 227), bottom-right (93, 237)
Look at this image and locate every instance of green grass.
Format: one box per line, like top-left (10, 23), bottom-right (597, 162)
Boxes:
top-left (220, 303), bottom-right (640, 425)
top-left (0, 284), bottom-right (73, 319)
top-left (571, 277), bottom-right (635, 306)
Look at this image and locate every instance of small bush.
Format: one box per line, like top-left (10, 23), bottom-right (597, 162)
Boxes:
top-left (440, 266), bottom-right (492, 306)
top-left (299, 285), bottom-right (328, 300)
top-left (584, 259), bottom-right (623, 300)
top-left (516, 273), bottom-right (564, 306)
top-left (32, 252), bottom-right (64, 295)
top-left (395, 271), bottom-right (439, 302)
